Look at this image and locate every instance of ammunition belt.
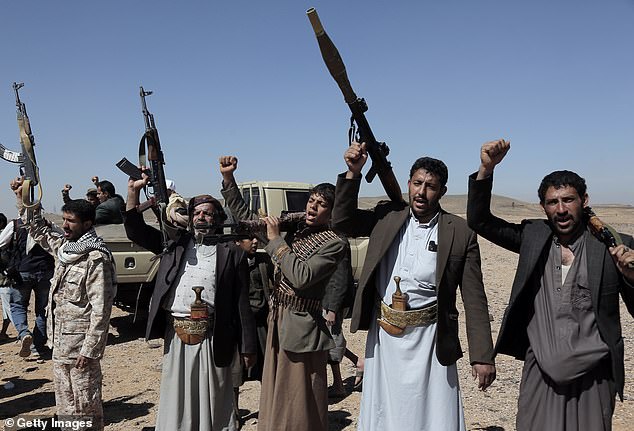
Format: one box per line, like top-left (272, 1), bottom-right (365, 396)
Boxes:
top-left (271, 289), bottom-right (321, 314)
top-left (379, 300), bottom-right (438, 329)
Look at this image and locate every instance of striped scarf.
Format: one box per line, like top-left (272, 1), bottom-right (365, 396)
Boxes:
top-left (57, 227), bottom-right (111, 264)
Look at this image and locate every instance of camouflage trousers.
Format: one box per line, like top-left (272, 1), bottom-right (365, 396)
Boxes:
top-left (53, 359), bottom-right (103, 431)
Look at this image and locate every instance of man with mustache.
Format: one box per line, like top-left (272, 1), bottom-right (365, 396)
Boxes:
top-left (467, 139), bottom-right (634, 430)
top-left (332, 143), bottom-right (496, 431)
top-left (124, 173), bottom-right (256, 431)
top-left (10, 179), bottom-right (116, 430)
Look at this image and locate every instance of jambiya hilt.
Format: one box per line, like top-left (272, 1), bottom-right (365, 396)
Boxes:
top-left (0, 82), bottom-right (43, 220)
top-left (190, 286), bottom-right (209, 320)
top-left (377, 276), bottom-right (409, 336)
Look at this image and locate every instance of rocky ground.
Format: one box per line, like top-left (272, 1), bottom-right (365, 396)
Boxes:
top-left (1, 207), bottom-right (633, 430)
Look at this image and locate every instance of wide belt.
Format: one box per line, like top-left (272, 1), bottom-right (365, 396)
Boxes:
top-left (379, 300), bottom-right (437, 330)
top-left (271, 289), bottom-right (321, 314)
top-left (171, 315), bottom-right (213, 345)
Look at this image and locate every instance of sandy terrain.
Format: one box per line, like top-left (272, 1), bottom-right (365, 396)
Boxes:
top-left (1, 203), bottom-right (633, 430)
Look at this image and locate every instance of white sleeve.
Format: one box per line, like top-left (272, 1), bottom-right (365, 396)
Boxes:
top-left (0, 222), bottom-right (13, 248)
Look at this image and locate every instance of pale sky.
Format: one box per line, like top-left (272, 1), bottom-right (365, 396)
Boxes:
top-left (1, 0), bottom-right (633, 215)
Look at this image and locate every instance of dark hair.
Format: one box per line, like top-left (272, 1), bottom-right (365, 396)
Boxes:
top-left (310, 183), bottom-right (336, 207)
top-left (97, 180), bottom-right (116, 198)
top-left (61, 199), bottom-right (96, 224)
top-left (86, 189), bottom-right (98, 198)
top-left (409, 157), bottom-right (449, 186)
top-left (537, 170), bottom-right (587, 204)
top-left (0, 213), bottom-right (7, 230)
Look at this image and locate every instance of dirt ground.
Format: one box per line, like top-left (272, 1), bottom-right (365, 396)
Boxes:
top-left (1, 205), bottom-right (633, 431)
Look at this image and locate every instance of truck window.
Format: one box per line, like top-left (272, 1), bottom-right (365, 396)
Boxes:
top-left (242, 188), bottom-right (251, 210)
top-left (252, 187), bottom-right (261, 212)
top-left (286, 190), bottom-right (310, 212)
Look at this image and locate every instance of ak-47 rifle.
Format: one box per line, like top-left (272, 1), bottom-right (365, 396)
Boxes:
top-left (0, 82), bottom-right (42, 221)
top-left (117, 87), bottom-right (170, 249)
top-left (307, 8), bottom-right (404, 203)
top-left (117, 87), bottom-right (169, 212)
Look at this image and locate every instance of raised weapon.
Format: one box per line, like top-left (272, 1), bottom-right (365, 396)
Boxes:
top-left (0, 82), bottom-right (42, 221)
top-left (117, 87), bottom-right (170, 248)
top-left (307, 8), bottom-right (404, 203)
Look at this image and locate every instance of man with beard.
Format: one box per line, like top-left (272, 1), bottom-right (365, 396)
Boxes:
top-left (11, 179), bottom-right (116, 430)
top-left (332, 143), bottom-right (496, 431)
top-left (124, 173), bottom-right (256, 431)
top-left (467, 139), bottom-right (634, 430)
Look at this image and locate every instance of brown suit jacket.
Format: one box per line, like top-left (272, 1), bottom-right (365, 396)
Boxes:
top-left (332, 174), bottom-right (495, 366)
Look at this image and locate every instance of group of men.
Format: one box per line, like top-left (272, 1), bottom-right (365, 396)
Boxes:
top-left (2, 137), bottom-right (634, 431)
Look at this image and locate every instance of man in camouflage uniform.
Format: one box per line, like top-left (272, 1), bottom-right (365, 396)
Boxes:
top-left (13, 179), bottom-right (116, 430)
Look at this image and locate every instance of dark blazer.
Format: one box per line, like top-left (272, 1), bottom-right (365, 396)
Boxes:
top-left (95, 195), bottom-right (124, 225)
top-left (467, 173), bottom-right (634, 398)
top-left (332, 174), bottom-right (495, 366)
top-left (124, 209), bottom-right (256, 367)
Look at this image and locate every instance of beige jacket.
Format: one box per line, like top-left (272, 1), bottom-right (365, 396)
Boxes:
top-left (26, 212), bottom-right (117, 363)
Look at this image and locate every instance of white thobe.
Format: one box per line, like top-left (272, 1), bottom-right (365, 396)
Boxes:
top-left (358, 212), bottom-right (466, 431)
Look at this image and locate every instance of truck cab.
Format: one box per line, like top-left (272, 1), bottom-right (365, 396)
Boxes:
top-left (102, 180), bottom-right (368, 310)
top-left (235, 180), bottom-right (314, 217)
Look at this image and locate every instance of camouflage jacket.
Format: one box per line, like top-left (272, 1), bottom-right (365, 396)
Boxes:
top-left (25, 211), bottom-right (117, 363)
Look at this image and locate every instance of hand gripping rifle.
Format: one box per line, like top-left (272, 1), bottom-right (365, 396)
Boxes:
top-left (585, 207), bottom-right (634, 269)
top-left (116, 87), bottom-right (170, 249)
top-left (307, 8), bottom-right (404, 203)
top-left (0, 83), bottom-right (43, 222)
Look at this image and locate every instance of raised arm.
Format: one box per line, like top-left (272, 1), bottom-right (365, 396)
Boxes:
top-left (11, 178), bottom-right (63, 255)
top-left (467, 140), bottom-right (523, 253)
top-left (61, 184), bottom-right (72, 204)
top-left (331, 142), bottom-right (387, 238)
top-left (124, 173), bottom-right (163, 254)
top-left (219, 155), bottom-right (259, 221)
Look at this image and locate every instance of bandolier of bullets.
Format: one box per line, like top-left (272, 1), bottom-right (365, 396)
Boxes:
top-left (270, 229), bottom-right (343, 314)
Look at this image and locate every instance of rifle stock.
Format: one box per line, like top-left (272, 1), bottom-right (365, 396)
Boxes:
top-left (307, 8), bottom-right (403, 203)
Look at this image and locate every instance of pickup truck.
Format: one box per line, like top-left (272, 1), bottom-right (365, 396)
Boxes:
top-left (100, 180), bottom-right (369, 310)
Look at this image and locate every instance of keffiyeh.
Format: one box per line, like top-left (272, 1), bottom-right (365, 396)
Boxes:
top-left (58, 227), bottom-right (111, 264)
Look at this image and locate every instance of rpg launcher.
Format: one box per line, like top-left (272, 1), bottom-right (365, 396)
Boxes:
top-left (307, 8), bottom-right (404, 203)
top-left (117, 87), bottom-right (170, 249)
top-left (0, 82), bottom-right (43, 222)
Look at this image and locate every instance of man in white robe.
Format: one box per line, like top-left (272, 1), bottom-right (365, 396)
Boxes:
top-left (332, 143), bottom-right (496, 430)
